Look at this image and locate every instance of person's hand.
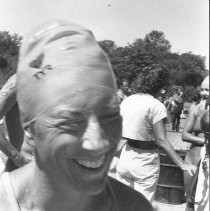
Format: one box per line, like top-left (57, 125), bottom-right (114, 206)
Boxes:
top-left (109, 156), bottom-right (119, 171)
top-left (12, 151), bottom-right (33, 167)
top-left (181, 162), bottom-right (197, 176)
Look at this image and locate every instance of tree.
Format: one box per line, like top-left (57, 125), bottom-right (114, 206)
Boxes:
top-left (179, 53), bottom-right (206, 87)
top-left (143, 31), bottom-right (171, 57)
top-left (0, 32), bottom-right (22, 56)
top-left (0, 31), bottom-right (22, 85)
top-left (0, 56), bottom-right (8, 69)
top-left (98, 40), bottom-right (117, 54)
top-left (180, 52), bottom-right (205, 71)
top-left (97, 31), bottom-right (206, 91)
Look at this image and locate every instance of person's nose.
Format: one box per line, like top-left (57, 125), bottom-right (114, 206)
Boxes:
top-left (201, 90), bottom-right (209, 98)
top-left (81, 115), bottom-right (111, 154)
top-left (203, 90), bottom-right (209, 96)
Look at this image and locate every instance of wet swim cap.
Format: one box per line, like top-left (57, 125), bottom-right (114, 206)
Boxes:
top-left (17, 20), bottom-right (116, 128)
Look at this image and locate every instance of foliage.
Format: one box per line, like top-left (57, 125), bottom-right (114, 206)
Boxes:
top-left (99, 30), bottom-right (207, 92)
top-left (182, 86), bottom-right (201, 103)
top-left (144, 31), bottom-right (171, 51)
top-left (98, 40), bottom-right (117, 54)
top-left (0, 29), bottom-right (207, 93)
top-left (0, 56), bottom-right (8, 69)
top-left (0, 31), bottom-right (22, 85)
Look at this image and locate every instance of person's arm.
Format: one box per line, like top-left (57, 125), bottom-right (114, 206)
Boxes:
top-left (5, 104), bottom-right (24, 150)
top-left (116, 138), bottom-right (127, 152)
top-left (153, 119), bottom-right (196, 176)
top-left (182, 108), bottom-right (204, 146)
top-left (0, 74), bottom-right (30, 167)
top-left (0, 74), bottom-right (17, 119)
top-left (164, 100), bottom-right (169, 109)
top-left (0, 126), bottom-right (29, 167)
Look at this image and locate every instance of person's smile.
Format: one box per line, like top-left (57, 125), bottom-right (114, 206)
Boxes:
top-left (74, 154), bottom-right (106, 169)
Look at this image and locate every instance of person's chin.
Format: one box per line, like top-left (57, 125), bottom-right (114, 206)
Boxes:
top-left (63, 154), bottom-right (113, 194)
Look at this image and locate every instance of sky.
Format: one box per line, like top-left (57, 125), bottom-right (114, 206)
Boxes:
top-left (0, 0), bottom-right (209, 68)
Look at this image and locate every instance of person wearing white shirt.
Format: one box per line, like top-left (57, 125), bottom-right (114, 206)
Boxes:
top-left (116, 64), bottom-right (196, 203)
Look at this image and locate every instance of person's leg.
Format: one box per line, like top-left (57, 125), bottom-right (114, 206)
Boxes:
top-left (115, 144), bottom-right (135, 188)
top-left (131, 150), bottom-right (160, 203)
top-left (176, 113), bottom-right (181, 132)
top-left (0, 151), bottom-right (6, 174)
top-left (133, 176), bottom-right (159, 203)
top-left (115, 171), bottom-right (134, 189)
top-left (194, 148), bottom-right (209, 211)
top-left (171, 112), bottom-right (176, 130)
top-left (184, 146), bottom-right (201, 198)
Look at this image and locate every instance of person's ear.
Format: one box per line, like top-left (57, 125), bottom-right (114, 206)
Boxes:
top-left (24, 128), bottom-right (35, 147)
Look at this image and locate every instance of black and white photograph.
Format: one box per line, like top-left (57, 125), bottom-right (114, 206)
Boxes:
top-left (0, 0), bottom-right (209, 210)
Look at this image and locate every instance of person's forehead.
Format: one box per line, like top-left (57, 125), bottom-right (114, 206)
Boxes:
top-left (201, 82), bottom-right (209, 89)
top-left (201, 76), bottom-right (209, 86)
top-left (48, 88), bottom-right (119, 115)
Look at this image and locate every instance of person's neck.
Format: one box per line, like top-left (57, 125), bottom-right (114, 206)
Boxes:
top-left (12, 161), bottom-right (111, 211)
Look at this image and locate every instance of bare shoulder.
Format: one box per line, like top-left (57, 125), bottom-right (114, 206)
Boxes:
top-left (0, 175), bottom-right (11, 210)
top-left (109, 177), bottom-right (153, 211)
top-left (190, 105), bottom-right (200, 116)
top-left (186, 106), bottom-right (198, 123)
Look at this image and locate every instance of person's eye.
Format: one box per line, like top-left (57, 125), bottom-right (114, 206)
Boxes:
top-left (57, 119), bottom-right (86, 135)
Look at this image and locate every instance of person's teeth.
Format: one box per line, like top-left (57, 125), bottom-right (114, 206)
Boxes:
top-left (76, 155), bottom-right (105, 168)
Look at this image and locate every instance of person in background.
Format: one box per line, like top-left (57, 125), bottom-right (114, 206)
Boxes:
top-left (0, 74), bottom-right (33, 172)
top-left (156, 89), bottom-right (166, 103)
top-left (0, 56), bottom-right (32, 172)
top-left (110, 79), bottom-right (131, 174)
top-left (0, 20), bottom-right (152, 211)
top-left (117, 78), bottom-right (130, 103)
top-left (0, 56), bottom-right (10, 173)
top-left (116, 64), bottom-right (196, 203)
top-left (171, 88), bottom-right (184, 132)
top-left (189, 89), bottom-right (201, 113)
top-left (194, 110), bottom-right (209, 211)
top-left (164, 94), bottom-right (174, 123)
top-left (182, 75), bottom-right (209, 203)
top-left (199, 76), bottom-right (209, 110)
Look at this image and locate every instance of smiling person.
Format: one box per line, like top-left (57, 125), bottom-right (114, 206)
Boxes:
top-left (0, 20), bottom-right (152, 211)
top-left (194, 110), bottom-right (209, 211)
top-left (182, 75), bottom-right (209, 201)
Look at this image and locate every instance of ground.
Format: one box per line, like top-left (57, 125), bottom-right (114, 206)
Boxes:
top-left (166, 118), bottom-right (190, 151)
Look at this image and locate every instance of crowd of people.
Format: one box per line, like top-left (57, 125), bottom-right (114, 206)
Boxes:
top-left (0, 19), bottom-right (209, 211)
top-left (113, 71), bottom-right (209, 211)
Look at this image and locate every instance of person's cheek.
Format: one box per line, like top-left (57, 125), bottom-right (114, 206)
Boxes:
top-left (201, 90), bottom-right (205, 96)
